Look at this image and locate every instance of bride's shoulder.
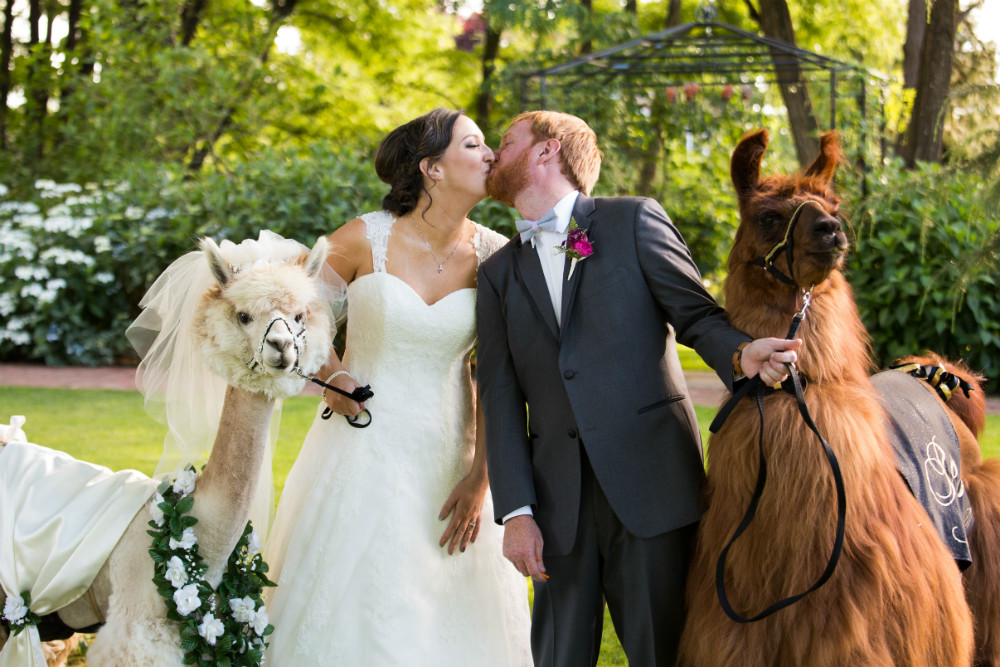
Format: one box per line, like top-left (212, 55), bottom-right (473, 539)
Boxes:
top-left (472, 223), bottom-right (513, 262)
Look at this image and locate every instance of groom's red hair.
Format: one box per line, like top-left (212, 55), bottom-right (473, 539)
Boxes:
top-left (512, 111), bottom-right (603, 196)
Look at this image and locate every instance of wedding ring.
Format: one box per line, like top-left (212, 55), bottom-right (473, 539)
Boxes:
top-left (468, 522), bottom-right (476, 529)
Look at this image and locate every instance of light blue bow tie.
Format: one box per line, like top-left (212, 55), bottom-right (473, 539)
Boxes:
top-left (515, 209), bottom-right (559, 244)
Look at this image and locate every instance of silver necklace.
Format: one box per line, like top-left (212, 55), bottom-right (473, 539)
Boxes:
top-left (410, 218), bottom-right (463, 273)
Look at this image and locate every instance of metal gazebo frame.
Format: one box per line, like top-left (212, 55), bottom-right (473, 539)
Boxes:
top-left (518, 18), bottom-right (888, 164)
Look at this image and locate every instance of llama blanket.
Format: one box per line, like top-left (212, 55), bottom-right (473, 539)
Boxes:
top-left (872, 370), bottom-right (973, 569)
top-left (0, 435), bottom-right (158, 667)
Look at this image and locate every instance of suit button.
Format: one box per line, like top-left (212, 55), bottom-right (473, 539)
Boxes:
top-left (568, 429), bottom-right (578, 439)
top-left (564, 370), bottom-right (576, 379)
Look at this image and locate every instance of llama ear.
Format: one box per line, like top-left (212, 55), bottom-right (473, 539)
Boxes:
top-left (200, 237), bottom-right (232, 286)
top-left (304, 236), bottom-right (328, 279)
top-left (804, 131), bottom-right (841, 184)
top-left (731, 129), bottom-right (769, 198)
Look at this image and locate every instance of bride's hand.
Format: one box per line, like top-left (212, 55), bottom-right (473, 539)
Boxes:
top-left (438, 471), bottom-right (488, 555)
top-left (323, 372), bottom-right (366, 417)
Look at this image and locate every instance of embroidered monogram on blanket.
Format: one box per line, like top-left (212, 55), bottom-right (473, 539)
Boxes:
top-left (872, 370), bottom-right (973, 569)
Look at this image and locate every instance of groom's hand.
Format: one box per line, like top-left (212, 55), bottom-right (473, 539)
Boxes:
top-left (503, 515), bottom-right (548, 582)
top-left (739, 337), bottom-right (803, 387)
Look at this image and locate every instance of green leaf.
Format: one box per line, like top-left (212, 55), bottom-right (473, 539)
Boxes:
top-left (175, 495), bottom-right (195, 513)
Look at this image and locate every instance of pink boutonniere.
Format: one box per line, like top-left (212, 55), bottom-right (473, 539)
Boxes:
top-left (556, 218), bottom-right (594, 280)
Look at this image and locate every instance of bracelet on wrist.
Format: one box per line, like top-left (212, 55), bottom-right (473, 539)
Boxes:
top-left (322, 370), bottom-right (352, 402)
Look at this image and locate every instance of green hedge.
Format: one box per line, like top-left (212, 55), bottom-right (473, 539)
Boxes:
top-left (848, 160), bottom-right (999, 392)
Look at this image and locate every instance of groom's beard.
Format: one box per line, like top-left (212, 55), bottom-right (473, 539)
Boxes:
top-left (486, 148), bottom-right (531, 207)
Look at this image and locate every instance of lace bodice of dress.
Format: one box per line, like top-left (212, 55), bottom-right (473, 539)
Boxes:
top-left (360, 210), bottom-right (508, 273)
top-left (342, 210), bottom-right (507, 391)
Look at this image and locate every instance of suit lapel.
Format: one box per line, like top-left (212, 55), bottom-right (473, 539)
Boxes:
top-left (559, 195), bottom-right (597, 338)
top-left (513, 238), bottom-right (560, 341)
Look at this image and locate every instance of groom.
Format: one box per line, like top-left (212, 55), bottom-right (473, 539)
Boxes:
top-left (476, 111), bottom-right (800, 667)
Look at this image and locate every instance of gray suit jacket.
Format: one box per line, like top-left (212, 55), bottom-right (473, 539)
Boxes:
top-left (477, 195), bottom-right (750, 556)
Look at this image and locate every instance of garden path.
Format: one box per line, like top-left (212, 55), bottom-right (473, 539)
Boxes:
top-left (0, 363), bottom-right (996, 413)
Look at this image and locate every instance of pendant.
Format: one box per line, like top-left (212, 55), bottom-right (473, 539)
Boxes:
top-left (438, 266), bottom-right (444, 273)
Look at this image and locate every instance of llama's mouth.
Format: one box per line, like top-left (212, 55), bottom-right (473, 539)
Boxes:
top-left (260, 350), bottom-right (297, 373)
top-left (807, 244), bottom-right (847, 261)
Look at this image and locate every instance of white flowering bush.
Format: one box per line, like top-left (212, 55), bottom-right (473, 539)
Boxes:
top-left (0, 177), bottom-right (196, 364)
top-left (0, 145), bottom-right (385, 365)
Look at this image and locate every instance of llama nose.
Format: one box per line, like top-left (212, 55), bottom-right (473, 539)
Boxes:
top-left (267, 336), bottom-right (291, 352)
top-left (812, 214), bottom-right (845, 246)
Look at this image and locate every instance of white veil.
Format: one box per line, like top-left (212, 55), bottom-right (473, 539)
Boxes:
top-left (125, 231), bottom-right (346, 540)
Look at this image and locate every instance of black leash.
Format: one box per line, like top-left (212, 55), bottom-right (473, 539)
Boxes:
top-left (302, 375), bottom-right (375, 428)
top-left (709, 291), bottom-right (846, 623)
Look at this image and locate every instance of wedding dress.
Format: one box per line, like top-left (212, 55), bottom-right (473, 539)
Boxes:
top-left (263, 211), bottom-right (532, 667)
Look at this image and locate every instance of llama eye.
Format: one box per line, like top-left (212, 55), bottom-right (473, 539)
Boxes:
top-left (238, 312), bottom-right (252, 325)
top-left (758, 214), bottom-right (782, 228)
top-left (294, 313), bottom-right (305, 323)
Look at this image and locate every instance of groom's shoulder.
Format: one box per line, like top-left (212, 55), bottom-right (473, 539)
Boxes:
top-left (593, 195), bottom-right (665, 214)
top-left (478, 234), bottom-right (519, 274)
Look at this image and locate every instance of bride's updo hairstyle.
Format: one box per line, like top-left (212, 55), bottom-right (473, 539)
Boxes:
top-left (375, 108), bottom-right (463, 217)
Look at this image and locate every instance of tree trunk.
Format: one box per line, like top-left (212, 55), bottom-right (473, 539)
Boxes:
top-left (901, 0), bottom-right (958, 166)
top-left (474, 23), bottom-right (501, 129)
top-left (637, 0), bottom-right (682, 194)
top-left (1, 0), bottom-right (14, 150)
top-left (25, 0), bottom-right (48, 160)
top-left (894, 0), bottom-right (927, 154)
top-left (57, 0), bottom-right (85, 119)
top-left (901, 0), bottom-right (927, 89)
top-left (180, 0), bottom-right (208, 46)
top-left (665, 0), bottom-right (681, 28)
top-left (580, 0), bottom-right (592, 54)
top-left (748, 0), bottom-right (820, 166)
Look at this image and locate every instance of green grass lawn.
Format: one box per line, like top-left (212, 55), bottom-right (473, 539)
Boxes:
top-left (2, 381), bottom-right (998, 666)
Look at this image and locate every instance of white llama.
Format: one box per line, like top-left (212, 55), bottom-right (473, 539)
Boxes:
top-left (0, 232), bottom-right (334, 667)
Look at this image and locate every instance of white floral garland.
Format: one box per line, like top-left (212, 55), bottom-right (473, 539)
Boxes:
top-left (148, 466), bottom-right (274, 667)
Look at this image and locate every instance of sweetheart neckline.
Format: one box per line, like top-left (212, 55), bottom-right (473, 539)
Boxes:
top-left (350, 271), bottom-right (475, 308)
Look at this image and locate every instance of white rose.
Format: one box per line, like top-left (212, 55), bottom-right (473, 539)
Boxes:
top-left (173, 584), bottom-right (201, 616)
top-left (2, 594), bottom-right (27, 623)
top-left (169, 527), bottom-right (197, 551)
top-left (165, 556), bottom-right (188, 588)
top-left (149, 493), bottom-right (165, 526)
top-left (250, 607), bottom-right (270, 636)
top-left (172, 469), bottom-right (198, 496)
top-left (198, 612), bottom-right (225, 646)
top-left (247, 530), bottom-right (261, 556)
top-left (229, 596), bottom-right (256, 623)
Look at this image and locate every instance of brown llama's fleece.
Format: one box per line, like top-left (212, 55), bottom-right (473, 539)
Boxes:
top-left (678, 129), bottom-right (978, 667)
top-left (896, 353), bottom-right (1000, 667)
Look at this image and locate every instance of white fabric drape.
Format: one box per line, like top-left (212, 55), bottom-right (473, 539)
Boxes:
top-left (0, 439), bottom-right (157, 667)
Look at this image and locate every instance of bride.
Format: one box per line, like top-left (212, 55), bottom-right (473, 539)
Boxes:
top-left (263, 109), bottom-right (532, 666)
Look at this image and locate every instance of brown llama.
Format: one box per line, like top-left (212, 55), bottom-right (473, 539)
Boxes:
top-left (678, 129), bottom-right (990, 667)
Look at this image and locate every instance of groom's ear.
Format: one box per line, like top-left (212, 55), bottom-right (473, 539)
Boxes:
top-left (537, 138), bottom-right (561, 164)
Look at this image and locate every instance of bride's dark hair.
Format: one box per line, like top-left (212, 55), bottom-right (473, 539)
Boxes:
top-left (375, 108), bottom-right (463, 217)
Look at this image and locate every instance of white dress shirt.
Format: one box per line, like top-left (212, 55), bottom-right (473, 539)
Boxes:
top-left (527, 190), bottom-right (580, 328)
top-left (502, 190), bottom-right (580, 525)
